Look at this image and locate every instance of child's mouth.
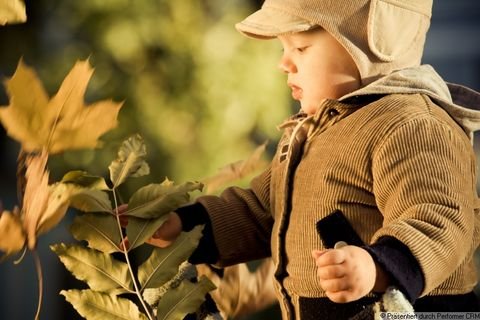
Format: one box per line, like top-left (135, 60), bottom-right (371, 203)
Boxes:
top-left (288, 84), bottom-right (303, 100)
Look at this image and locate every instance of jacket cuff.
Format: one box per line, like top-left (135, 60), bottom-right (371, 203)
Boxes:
top-left (175, 203), bottom-right (219, 264)
top-left (364, 236), bottom-right (424, 302)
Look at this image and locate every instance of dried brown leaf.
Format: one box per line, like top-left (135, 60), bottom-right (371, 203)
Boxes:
top-left (22, 150), bottom-right (50, 249)
top-left (202, 142), bottom-right (268, 194)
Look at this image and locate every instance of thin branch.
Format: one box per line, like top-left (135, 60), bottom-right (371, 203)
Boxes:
top-left (32, 250), bottom-right (43, 320)
top-left (112, 190), bottom-right (154, 320)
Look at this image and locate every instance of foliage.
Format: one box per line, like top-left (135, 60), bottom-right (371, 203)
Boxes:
top-left (51, 134), bottom-right (214, 320)
top-left (0, 59), bottom-right (122, 154)
top-left (0, 0), bottom-right (26, 25)
top-left (0, 60), bottom-right (216, 320)
top-left (0, 0), bottom-right (290, 188)
top-left (0, 59), bottom-right (122, 256)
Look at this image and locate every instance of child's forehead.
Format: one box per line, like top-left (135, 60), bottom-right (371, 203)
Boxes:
top-left (278, 27), bottom-right (325, 42)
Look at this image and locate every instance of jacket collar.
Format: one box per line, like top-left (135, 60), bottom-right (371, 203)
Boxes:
top-left (341, 65), bottom-right (480, 141)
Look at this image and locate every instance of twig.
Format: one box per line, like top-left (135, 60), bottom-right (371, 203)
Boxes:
top-left (32, 250), bottom-right (43, 320)
top-left (112, 190), bottom-right (154, 320)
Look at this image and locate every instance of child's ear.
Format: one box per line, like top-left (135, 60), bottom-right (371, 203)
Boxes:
top-left (367, 0), bottom-right (431, 62)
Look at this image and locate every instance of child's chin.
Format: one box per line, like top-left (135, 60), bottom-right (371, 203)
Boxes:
top-left (301, 104), bottom-right (319, 115)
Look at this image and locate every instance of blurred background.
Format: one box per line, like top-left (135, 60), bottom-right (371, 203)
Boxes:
top-left (0, 0), bottom-right (479, 319)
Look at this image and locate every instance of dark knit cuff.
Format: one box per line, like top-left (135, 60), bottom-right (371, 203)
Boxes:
top-left (175, 203), bottom-right (219, 264)
top-left (364, 236), bottom-right (424, 302)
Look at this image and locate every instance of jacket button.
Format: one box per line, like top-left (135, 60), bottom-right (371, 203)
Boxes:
top-left (328, 108), bottom-right (339, 117)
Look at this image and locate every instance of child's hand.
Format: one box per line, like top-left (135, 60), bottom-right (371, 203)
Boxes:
top-left (311, 245), bottom-right (377, 303)
top-left (145, 212), bottom-right (183, 248)
top-left (114, 205), bottom-right (182, 249)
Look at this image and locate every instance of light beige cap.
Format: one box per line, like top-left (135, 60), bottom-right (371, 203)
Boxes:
top-left (236, 0), bottom-right (433, 84)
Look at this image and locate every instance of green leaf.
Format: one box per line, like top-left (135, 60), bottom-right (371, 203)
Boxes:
top-left (70, 213), bottom-right (122, 254)
top-left (61, 170), bottom-right (110, 190)
top-left (126, 180), bottom-right (203, 219)
top-left (51, 243), bottom-right (133, 294)
top-left (61, 289), bottom-right (148, 320)
top-left (138, 226), bottom-right (203, 289)
top-left (68, 188), bottom-right (112, 213)
top-left (109, 134), bottom-right (150, 188)
top-left (125, 215), bottom-right (170, 251)
top-left (155, 276), bottom-right (216, 320)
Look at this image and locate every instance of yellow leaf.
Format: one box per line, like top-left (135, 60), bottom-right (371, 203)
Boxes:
top-left (21, 150), bottom-right (50, 249)
top-left (0, 59), bottom-right (123, 154)
top-left (0, 208), bottom-right (26, 255)
top-left (36, 183), bottom-right (72, 237)
top-left (0, 0), bottom-right (26, 25)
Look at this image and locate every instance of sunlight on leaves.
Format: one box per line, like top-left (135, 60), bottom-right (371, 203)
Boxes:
top-left (51, 243), bottom-right (133, 294)
top-left (0, 0), bottom-right (26, 25)
top-left (0, 59), bottom-right (122, 154)
top-left (68, 187), bottom-right (112, 213)
top-left (155, 276), bottom-right (216, 320)
top-left (138, 226), bottom-right (203, 290)
top-left (109, 134), bottom-right (150, 188)
top-left (126, 180), bottom-right (202, 219)
top-left (61, 289), bottom-right (148, 320)
top-left (70, 213), bottom-right (122, 254)
top-left (61, 170), bottom-right (110, 190)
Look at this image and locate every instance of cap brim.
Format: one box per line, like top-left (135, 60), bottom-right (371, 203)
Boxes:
top-left (235, 6), bottom-right (317, 39)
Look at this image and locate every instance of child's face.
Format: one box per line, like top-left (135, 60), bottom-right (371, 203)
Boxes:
top-left (278, 28), bottom-right (361, 115)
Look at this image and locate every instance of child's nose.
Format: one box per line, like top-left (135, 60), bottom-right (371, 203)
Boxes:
top-left (278, 55), bottom-right (296, 74)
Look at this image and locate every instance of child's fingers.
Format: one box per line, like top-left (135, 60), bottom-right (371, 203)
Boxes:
top-left (325, 290), bottom-right (353, 304)
top-left (315, 249), bottom-right (346, 267)
top-left (311, 249), bottom-right (329, 260)
top-left (146, 237), bottom-right (174, 248)
top-left (115, 204), bottom-right (129, 215)
top-left (119, 237), bottom-right (130, 251)
top-left (317, 264), bottom-right (346, 280)
top-left (319, 276), bottom-right (350, 293)
top-left (119, 215), bottom-right (128, 227)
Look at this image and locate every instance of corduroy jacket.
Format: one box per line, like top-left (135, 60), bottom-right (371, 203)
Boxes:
top-left (180, 66), bottom-right (480, 319)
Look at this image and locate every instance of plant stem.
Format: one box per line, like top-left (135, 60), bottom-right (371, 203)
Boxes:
top-left (32, 250), bottom-right (43, 320)
top-left (112, 190), bottom-right (154, 320)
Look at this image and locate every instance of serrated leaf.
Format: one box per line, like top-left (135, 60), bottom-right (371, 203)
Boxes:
top-left (68, 188), bottom-right (112, 213)
top-left (0, 209), bottom-right (25, 255)
top-left (0, 0), bottom-right (26, 25)
top-left (156, 276), bottom-right (216, 320)
top-left (70, 214), bottom-right (122, 254)
top-left (0, 59), bottom-right (122, 153)
top-left (51, 243), bottom-right (132, 294)
top-left (61, 289), bottom-right (148, 320)
top-left (108, 134), bottom-right (150, 188)
top-left (61, 171), bottom-right (110, 190)
top-left (125, 215), bottom-right (170, 251)
top-left (138, 226), bottom-right (203, 289)
top-left (126, 180), bottom-right (203, 219)
top-left (202, 142), bottom-right (267, 194)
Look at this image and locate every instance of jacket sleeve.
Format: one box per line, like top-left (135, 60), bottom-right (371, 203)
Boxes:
top-left (371, 116), bottom-right (477, 296)
top-left (183, 166), bottom-right (274, 267)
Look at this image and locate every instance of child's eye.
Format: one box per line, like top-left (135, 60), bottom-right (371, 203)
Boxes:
top-left (296, 46), bottom-right (309, 53)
